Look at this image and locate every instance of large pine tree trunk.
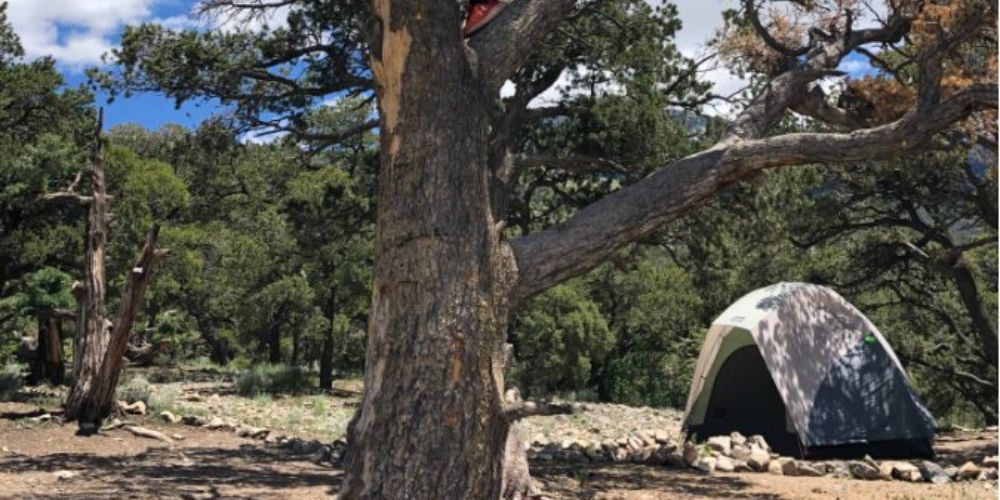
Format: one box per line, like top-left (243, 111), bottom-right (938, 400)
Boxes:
top-left (339, 4), bottom-right (522, 498)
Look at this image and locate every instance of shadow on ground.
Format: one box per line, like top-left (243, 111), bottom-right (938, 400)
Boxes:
top-left (0, 444), bottom-right (339, 499)
top-left (532, 463), bottom-right (779, 499)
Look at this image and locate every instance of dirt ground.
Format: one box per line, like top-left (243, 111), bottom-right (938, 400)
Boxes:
top-left (0, 400), bottom-right (996, 499)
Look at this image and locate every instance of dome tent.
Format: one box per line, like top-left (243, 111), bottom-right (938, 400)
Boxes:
top-left (682, 283), bottom-right (935, 459)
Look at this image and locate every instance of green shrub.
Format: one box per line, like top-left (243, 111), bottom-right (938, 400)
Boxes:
top-left (236, 364), bottom-right (312, 396)
top-left (117, 375), bottom-right (153, 404)
top-left (0, 363), bottom-right (24, 400)
top-left (147, 385), bottom-right (179, 413)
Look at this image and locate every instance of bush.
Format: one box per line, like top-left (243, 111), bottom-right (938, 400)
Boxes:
top-left (117, 375), bottom-right (153, 404)
top-left (147, 385), bottom-right (179, 413)
top-left (0, 363), bottom-right (24, 400)
top-left (236, 364), bottom-right (312, 396)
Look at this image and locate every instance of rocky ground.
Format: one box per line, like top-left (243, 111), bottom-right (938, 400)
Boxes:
top-left (0, 373), bottom-right (996, 499)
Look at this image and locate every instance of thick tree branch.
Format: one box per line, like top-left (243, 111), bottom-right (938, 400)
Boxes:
top-left (511, 84), bottom-right (997, 301)
top-left (470, 0), bottom-right (577, 90)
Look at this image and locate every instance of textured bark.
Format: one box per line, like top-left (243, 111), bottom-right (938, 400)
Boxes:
top-left (339, 3), bottom-right (516, 498)
top-left (66, 225), bottom-right (167, 427)
top-left (65, 111), bottom-right (112, 426)
top-left (336, 1), bottom-right (995, 498)
top-left (64, 112), bottom-right (168, 428)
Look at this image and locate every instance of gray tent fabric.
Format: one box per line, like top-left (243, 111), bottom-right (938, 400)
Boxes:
top-left (683, 283), bottom-right (935, 458)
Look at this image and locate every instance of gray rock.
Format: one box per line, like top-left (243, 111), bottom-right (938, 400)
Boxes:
top-left (159, 411), bottom-right (181, 424)
top-left (917, 460), bottom-right (949, 484)
top-left (849, 461), bottom-right (882, 480)
top-left (749, 435), bottom-right (770, 454)
top-left (977, 469), bottom-right (998, 481)
top-left (729, 431), bottom-right (747, 447)
top-left (733, 460), bottom-right (753, 473)
top-left (637, 430), bottom-right (657, 448)
top-left (793, 460), bottom-right (824, 477)
top-left (824, 461), bottom-right (850, 478)
top-left (889, 462), bottom-right (922, 482)
top-left (653, 429), bottom-right (671, 444)
top-left (731, 444), bottom-right (751, 461)
top-left (715, 456), bottom-right (736, 472)
top-left (747, 446), bottom-right (770, 472)
top-left (767, 459), bottom-right (784, 475)
top-left (706, 436), bottom-right (731, 455)
top-left (776, 457), bottom-right (797, 476)
top-left (694, 456), bottom-right (716, 473)
top-left (182, 415), bottom-right (208, 426)
top-left (629, 447), bottom-right (653, 464)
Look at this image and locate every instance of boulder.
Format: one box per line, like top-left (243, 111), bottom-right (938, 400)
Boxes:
top-left (236, 425), bottom-right (269, 439)
top-left (849, 461), bottom-right (882, 480)
top-left (729, 431), bottom-right (747, 447)
top-left (694, 456), bottom-right (717, 473)
top-left (715, 456), bottom-right (736, 472)
top-left (637, 430), bottom-right (658, 448)
top-left (767, 460), bottom-right (784, 475)
top-left (749, 435), bottom-right (770, 454)
top-left (626, 436), bottom-right (644, 451)
top-left (682, 441), bottom-right (700, 466)
top-left (793, 460), bottom-right (824, 477)
top-left (731, 444), bottom-right (751, 461)
top-left (629, 447), bottom-right (653, 464)
top-left (733, 460), bottom-right (753, 473)
top-left (984, 456), bottom-right (998, 469)
top-left (776, 457), bottom-right (797, 476)
top-left (653, 430), bottom-right (671, 444)
top-left (977, 469), bottom-right (998, 481)
top-left (706, 436), bottom-right (731, 455)
top-left (890, 462), bottom-right (922, 482)
top-left (747, 446), bottom-right (770, 472)
top-left (957, 461), bottom-right (983, 480)
top-left (611, 447), bottom-right (629, 463)
top-left (917, 461), bottom-right (950, 484)
top-left (122, 401), bottom-right (147, 415)
top-left (159, 411), bottom-right (181, 424)
top-left (182, 415), bottom-right (208, 426)
top-left (824, 461), bottom-right (850, 478)
top-left (206, 417), bottom-right (235, 431)
top-left (877, 461), bottom-right (895, 481)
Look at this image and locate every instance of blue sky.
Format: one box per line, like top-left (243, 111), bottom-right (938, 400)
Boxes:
top-left (6, 0), bottom-right (237, 131)
top-left (6, 0), bottom-right (877, 133)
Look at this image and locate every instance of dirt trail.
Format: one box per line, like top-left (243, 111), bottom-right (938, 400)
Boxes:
top-left (0, 400), bottom-right (996, 499)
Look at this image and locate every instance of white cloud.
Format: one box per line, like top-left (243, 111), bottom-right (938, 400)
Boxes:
top-left (4, 0), bottom-right (290, 70)
top-left (5, 0), bottom-right (162, 67)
